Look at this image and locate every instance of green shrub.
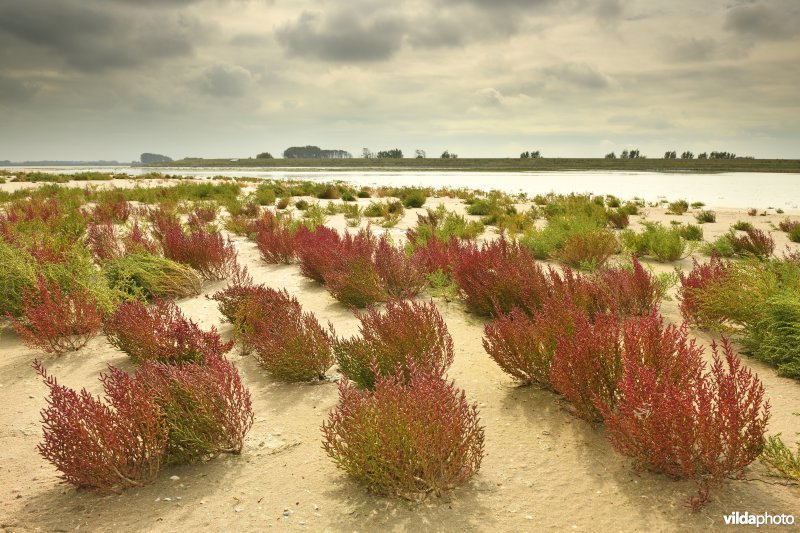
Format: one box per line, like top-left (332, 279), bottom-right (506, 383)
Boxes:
top-left (695, 210), bottom-right (716, 223)
top-left (742, 294), bottom-right (800, 379)
top-left (678, 224), bottom-right (704, 241)
top-left (667, 199), bottom-right (689, 215)
top-left (732, 220), bottom-right (754, 231)
top-left (760, 421), bottom-right (800, 481)
top-left (789, 226), bottom-right (800, 243)
top-left (104, 253), bottom-right (203, 301)
top-left (700, 234), bottom-right (736, 257)
top-left (407, 205), bottom-right (483, 248)
top-left (621, 222), bottom-right (690, 262)
top-left (398, 188), bottom-right (427, 208)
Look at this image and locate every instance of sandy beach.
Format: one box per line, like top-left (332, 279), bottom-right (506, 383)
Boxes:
top-left (1, 179), bottom-right (798, 532)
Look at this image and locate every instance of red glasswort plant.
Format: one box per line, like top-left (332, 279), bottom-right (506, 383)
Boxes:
top-left (236, 288), bottom-right (333, 381)
top-left (677, 255), bottom-right (730, 327)
top-left (162, 222), bottom-right (238, 280)
top-left (600, 339), bottom-right (769, 509)
top-left (550, 308), bottom-right (703, 421)
top-left (373, 234), bottom-right (426, 298)
top-left (86, 222), bottom-right (124, 262)
top-left (333, 299), bottom-right (454, 390)
top-left (137, 356), bottom-right (254, 463)
top-left (452, 237), bottom-right (551, 316)
top-left (34, 360), bottom-right (168, 492)
top-left (104, 299), bottom-right (233, 364)
top-left (593, 256), bottom-right (663, 316)
top-left (122, 221), bottom-right (158, 255)
top-left (729, 228), bottom-right (775, 259)
top-left (410, 236), bottom-right (463, 275)
top-left (256, 224), bottom-right (296, 264)
top-left (295, 225), bottom-right (341, 282)
top-left (322, 360), bottom-right (484, 499)
top-left (482, 298), bottom-right (574, 388)
top-left (11, 275), bottom-right (102, 355)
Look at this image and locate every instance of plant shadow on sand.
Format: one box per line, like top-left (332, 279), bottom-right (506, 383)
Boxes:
top-left (12, 454), bottom-right (250, 532)
top-left (321, 476), bottom-right (494, 532)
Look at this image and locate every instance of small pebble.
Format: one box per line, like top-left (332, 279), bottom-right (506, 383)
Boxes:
top-left (170, 475), bottom-right (180, 481)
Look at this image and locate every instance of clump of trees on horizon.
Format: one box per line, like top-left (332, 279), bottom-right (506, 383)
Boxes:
top-left (283, 146), bottom-right (351, 159)
top-left (140, 153), bottom-right (173, 164)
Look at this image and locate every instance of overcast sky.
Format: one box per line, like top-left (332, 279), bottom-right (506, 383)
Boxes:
top-left (1, 0), bottom-right (798, 161)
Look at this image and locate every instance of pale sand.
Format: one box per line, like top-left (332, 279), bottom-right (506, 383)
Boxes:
top-left (1, 181), bottom-right (798, 532)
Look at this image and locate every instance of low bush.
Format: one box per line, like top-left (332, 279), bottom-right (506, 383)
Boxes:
top-left (677, 255), bottom-right (730, 328)
top-left (520, 212), bottom-right (605, 260)
top-left (136, 356), bottom-right (254, 463)
top-left (406, 206), bottom-right (483, 249)
top-left (667, 199), bottom-right (689, 215)
top-left (557, 229), bottom-right (618, 269)
top-left (236, 288), bottom-right (333, 381)
top-left (410, 236), bottom-right (462, 275)
top-left (607, 208), bottom-right (630, 229)
top-left (122, 222), bottom-right (159, 256)
top-left (482, 298), bottom-right (573, 387)
top-left (550, 309), bottom-right (703, 422)
top-left (256, 217), bottom-right (296, 264)
top-left (678, 224), bottom-right (704, 241)
top-left (733, 220), bottom-right (754, 232)
top-left (601, 339), bottom-right (769, 509)
top-left (104, 299), bottom-right (233, 364)
top-left (322, 361), bottom-right (484, 499)
top-left (452, 238), bottom-right (551, 316)
top-left (742, 294), bottom-right (800, 379)
top-left (621, 222), bottom-right (691, 262)
top-left (373, 235), bottom-right (426, 298)
top-left (104, 253), bottom-right (202, 301)
top-left (161, 222), bottom-right (238, 280)
top-left (760, 430), bottom-right (800, 481)
top-left (694, 210), bottom-right (716, 223)
top-left (295, 226), bottom-right (341, 283)
top-left (700, 233), bottom-right (736, 257)
top-left (728, 228), bottom-right (775, 258)
top-left (11, 275), bottom-right (102, 355)
top-left (396, 187), bottom-right (427, 208)
top-left (209, 265), bottom-right (264, 323)
top-left (593, 257), bottom-right (664, 317)
top-left (86, 222), bottom-right (124, 263)
top-left (334, 299), bottom-right (454, 390)
top-left (34, 360), bottom-right (167, 491)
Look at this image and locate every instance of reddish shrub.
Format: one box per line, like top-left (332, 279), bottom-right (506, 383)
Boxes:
top-left (86, 222), bottom-right (124, 262)
top-left (11, 276), bottom-right (102, 355)
top-left (188, 205), bottom-right (218, 229)
top-left (34, 360), bottom-right (167, 491)
top-left (550, 309), bottom-right (703, 421)
top-left (322, 361), bottom-right (484, 499)
top-left (136, 356), bottom-right (254, 463)
top-left (146, 204), bottom-right (180, 242)
top-left (778, 218), bottom-right (800, 233)
top-left (104, 299), bottom-right (233, 364)
top-left (729, 228), bottom-right (775, 258)
top-left (678, 255), bottom-right (730, 326)
top-left (88, 195), bottom-right (131, 224)
top-left (324, 256), bottom-right (387, 307)
top-left (452, 238), bottom-right (551, 316)
top-left (209, 265), bottom-right (265, 323)
top-left (607, 210), bottom-right (630, 229)
top-left (593, 256), bottom-right (663, 316)
top-left (256, 224), bottom-right (296, 264)
top-left (162, 223), bottom-right (238, 280)
top-left (373, 234), bottom-right (426, 298)
top-left (236, 289), bottom-right (333, 381)
top-left (122, 221), bottom-right (158, 255)
top-left (334, 299), bottom-right (453, 389)
top-left (600, 339), bottom-right (769, 509)
top-left (482, 299), bottom-right (574, 387)
top-left (410, 236), bottom-right (463, 275)
top-left (295, 225), bottom-right (341, 282)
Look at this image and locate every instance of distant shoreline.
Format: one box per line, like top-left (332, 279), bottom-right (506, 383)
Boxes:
top-left (141, 157), bottom-right (800, 173)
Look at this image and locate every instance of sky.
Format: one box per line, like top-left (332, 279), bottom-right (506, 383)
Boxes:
top-left (0, 0), bottom-right (799, 161)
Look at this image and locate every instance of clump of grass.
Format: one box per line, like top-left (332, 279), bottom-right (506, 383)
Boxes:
top-left (694, 210), bottom-right (716, 224)
top-left (406, 205), bottom-right (484, 249)
top-left (666, 200), bottom-right (689, 215)
top-left (621, 222), bottom-right (693, 262)
top-left (732, 220), bottom-right (754, 231)
top-left (104, 253), bottom-right (202, 301)
top-left (678, 224), bottom-right (704, 241)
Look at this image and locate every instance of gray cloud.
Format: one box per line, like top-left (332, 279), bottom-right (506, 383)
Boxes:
top-left (540, 62), bottom-right (612, 91)
top-left (276, 10), bottom-right (405, 62)
top-left (668, 37), bottom-right (718, 62)
top-left (0, 75), bottom-right (39, 105)
top-left (0, 0), bottom-right (201, 72)
top-left (197, 64), bottom-right (254, 98)
top-left (724, 1), bottom-right (800, 41)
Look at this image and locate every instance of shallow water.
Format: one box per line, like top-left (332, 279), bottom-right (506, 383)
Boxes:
top-left (7, 166), bottom-right (800, 212)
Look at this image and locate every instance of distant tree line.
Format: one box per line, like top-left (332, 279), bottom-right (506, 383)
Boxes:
top-left (140, 153), bottom-right (173, 164)
top-left (520, 150), bottom-right (542, 159)
top-left (376, 148), bottom-right (403, 158)
top-left (256, 152), bottom-right (273, 159)
top-left (284, 146), bottom-right (351, 159)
